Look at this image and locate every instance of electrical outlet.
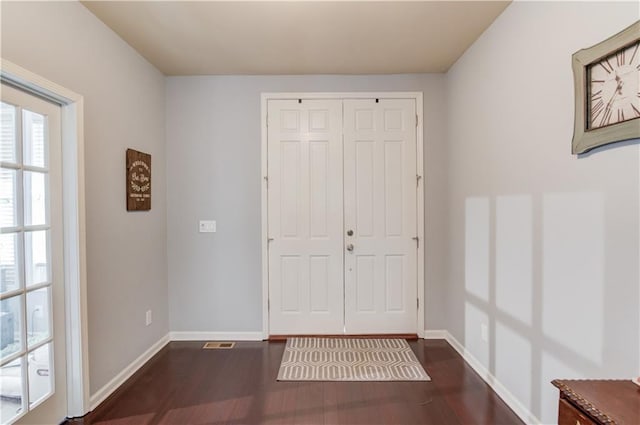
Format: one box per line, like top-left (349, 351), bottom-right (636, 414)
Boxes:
top-left (145, 310), bottom-right (152, 326)
top-left (480, 323), bottom-right (489, 342)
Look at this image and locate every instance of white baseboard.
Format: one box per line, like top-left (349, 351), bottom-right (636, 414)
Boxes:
top-left (423, 329), bottom-right (448, 339)
top-left (169, 331), bottom-right (264, 341)
top-left (89, 333), bottom-right (170, 411)
top-left (442, 331), bottom-right (541, 425)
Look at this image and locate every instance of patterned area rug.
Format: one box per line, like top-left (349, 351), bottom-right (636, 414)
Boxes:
top-left (277, 338), bottom-right (431, 381)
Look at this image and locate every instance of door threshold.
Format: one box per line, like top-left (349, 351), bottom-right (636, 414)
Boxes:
top-left (268, 333), bottom-right (418, 341)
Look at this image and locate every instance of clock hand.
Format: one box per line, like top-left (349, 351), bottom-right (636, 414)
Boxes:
top-left (600, 80), bottom-right (623, 126)
top-left (611, 77), bottom-right (624, 102)
top-left (615, 74), bottom-right (624, 95)
top-left (604, 89), bottom-right (618, 110)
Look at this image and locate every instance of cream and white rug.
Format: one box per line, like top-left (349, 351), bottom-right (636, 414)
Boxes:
top-left (277, 338), bottom-right (430, 382)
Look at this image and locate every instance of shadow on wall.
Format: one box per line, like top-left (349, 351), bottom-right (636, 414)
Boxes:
top-left (462, 191), bottom-right (635, 422)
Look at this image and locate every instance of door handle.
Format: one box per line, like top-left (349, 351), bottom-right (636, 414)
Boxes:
top-left (346, 229), bottom-right (354, 236)
top-left (346, 243), bottom-right (354, 252)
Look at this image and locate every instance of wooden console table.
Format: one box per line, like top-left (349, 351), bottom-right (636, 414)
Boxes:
top-left (552, 379), bottom-right (640, 424)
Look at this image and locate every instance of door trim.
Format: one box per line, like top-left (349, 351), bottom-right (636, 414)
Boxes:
top-left (1, 58), bottom-right (90, 418)
top-left (260, 92), bottom-right (425, 339)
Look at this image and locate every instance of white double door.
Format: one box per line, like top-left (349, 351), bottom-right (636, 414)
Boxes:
top-left (267, 98), bottom-right (418, 335)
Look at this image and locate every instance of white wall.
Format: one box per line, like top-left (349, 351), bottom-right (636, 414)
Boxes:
top-left (166, 75), bottom-right (448, 334)
top-left (1, 2), bottom-right (169, 395)
top-left (445, 2), bottom-right (639, 423)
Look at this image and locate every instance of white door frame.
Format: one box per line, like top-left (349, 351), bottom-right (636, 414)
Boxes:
top-left (260, 92), bottom-right (425, 339)
top-left (1, 59), bottom-right (90, 418)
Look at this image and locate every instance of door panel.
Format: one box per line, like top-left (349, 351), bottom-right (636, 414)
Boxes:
top-left (267, 99), bottom-right (344, 334)
top-left (356, 256), bottom-right (375, 312)
top-left (343, 99), bottom-right (417, 334)
top-left (355, 141), bottom-right (375, 237)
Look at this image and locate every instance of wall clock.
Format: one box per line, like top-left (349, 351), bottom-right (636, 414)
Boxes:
top-left (572, 21), bottom-right (640, 154)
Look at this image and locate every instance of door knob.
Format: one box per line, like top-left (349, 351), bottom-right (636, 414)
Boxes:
top-left (346, 243), bottom-right (354, 252)
top-left (346, 229), bottom-right (354, 236)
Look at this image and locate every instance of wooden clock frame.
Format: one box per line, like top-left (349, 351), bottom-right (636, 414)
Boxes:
top-left (571, 21), bottom-right (640, 154)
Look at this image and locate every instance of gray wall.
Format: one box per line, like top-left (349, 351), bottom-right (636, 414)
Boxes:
top-left (1, 2), bottom-right (169, 395)
top-left (166, 75), bottom-right (448, 333)
top-left (445, 2), bottom-right (639, 423)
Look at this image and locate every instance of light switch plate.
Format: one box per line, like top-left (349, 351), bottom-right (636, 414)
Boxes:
top-left (199, 220), bottom-right (216, 233)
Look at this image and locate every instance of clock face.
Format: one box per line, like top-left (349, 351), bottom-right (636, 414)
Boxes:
top-left (587, 40), bottom-right (640, 130)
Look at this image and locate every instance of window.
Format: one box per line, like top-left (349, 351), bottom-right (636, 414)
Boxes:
top-left (1, 101), bottom-right (54, 423)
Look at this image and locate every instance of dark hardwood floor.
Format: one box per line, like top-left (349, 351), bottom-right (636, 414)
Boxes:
top-left (67, 339), bottom-right (523, 425)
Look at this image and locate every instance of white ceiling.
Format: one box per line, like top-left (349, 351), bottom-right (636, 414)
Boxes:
top-left (82, 1), bottom-right (511, 76)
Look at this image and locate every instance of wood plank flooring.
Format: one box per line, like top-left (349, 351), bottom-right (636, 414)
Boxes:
top-left (67, 339), bottom-right (523, 425)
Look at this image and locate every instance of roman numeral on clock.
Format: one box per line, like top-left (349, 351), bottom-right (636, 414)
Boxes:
top-left (600, 107), bottom-right (613, 126)
top-left (631, 43), bottom-right (640, 64)
top-left (599, 59), bottom-right (614, 73)
top-left (591, 99), bottom-right (605, 121)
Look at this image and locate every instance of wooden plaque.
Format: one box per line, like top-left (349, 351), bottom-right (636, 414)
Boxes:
top-left (126, 149), bottom-right (151, 211)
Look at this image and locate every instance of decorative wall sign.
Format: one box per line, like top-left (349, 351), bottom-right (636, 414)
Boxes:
top-left (571, 21), bottom-right (640, 154)
top-left (126, 149), bottom-right (151, 211)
